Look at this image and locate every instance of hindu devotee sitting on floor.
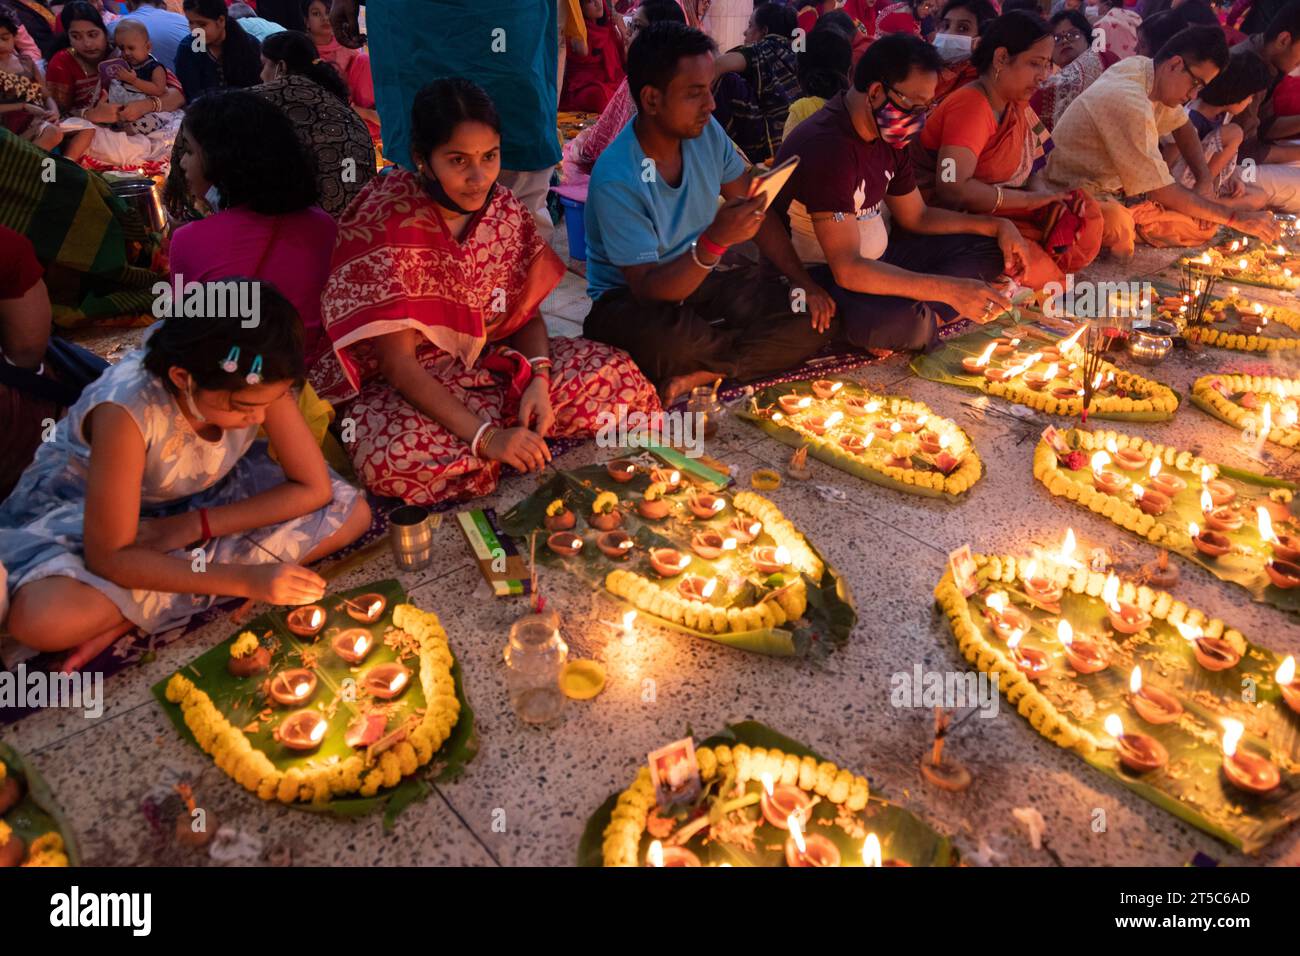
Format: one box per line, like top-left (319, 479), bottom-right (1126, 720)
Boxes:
top-left (583, 22), bottom-right (837, 405)
top-left (316, 78), bottom-right (659, 506)
top-left (912, 12), bottom-right (1105, 289)
top-left (771, 32), bottom-right (1029, 354)
top-left (1044, 24), bottom-right (1281, 254)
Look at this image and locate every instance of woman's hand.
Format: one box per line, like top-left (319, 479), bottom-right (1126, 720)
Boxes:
top-left (240, 563), bottom-right (327, 605)
top-left (84, 94), bottom-right (120, 124)
top-left (134, 513), bottom-right (202, 553)
top-left (118, 99), bottom-right (151, 122)
top-left (518, 376), bottom-right (556, 437)
top-left (994, 219), bottom-right (1030, 279)
top-left (484, 425), bottom-right (551, 472)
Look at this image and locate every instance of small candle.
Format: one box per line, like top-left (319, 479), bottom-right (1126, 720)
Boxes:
top-left (1189, 521), bottom-right (1231, 558)
top-left (1106, 714), bottom-right (1167, 774)
top-left (649, 547), bottom-right (692, 578)
top-left (1177, 620), bottom-right (1242, 672)
top-left (286, 605), bottom-right (326, 637)
top-left (1103, 574), bottom-right (1150, 634)
top-left (646, 839), bottom-right (701, 867)
top-left (689, 495), bottom-right (727, 519)
top-left (606, 459), bottom-right (637, 483)
top-left (278, 709), bottom-right (327, 752)
top-left (268, 668), bottom-right (317, 706)
top-left (689, 530), bottom-right (726, 559)
top-left (1128, 666), bottom-right (1183, 724)
top-left (1058, 620), bottom-right (1109, 674)
top-left (727, 518), bottom-right (762, 544)
top-left (1020, 559), bottom-right (1062, 609)
top-left (596, 530), bottom-right (635, 559)
top-left (346, 593), bottom-right (386, 624)
top-left (332, 628), bottom-right (374, 665)
top-left (547, 531), bottom-right (583, 557)
top-left (759, 773), bottom-right (812, 829)
top-left (1221, 719), bottom-right (1280, 794)
top-left (962, 342), bottom-right (997, 373)
top-left (752, 545), bottom-right (790, 575)
top-left (778, 394), bottom-right (813, 415)
top-left (362, 663), bottom-right (411, 700)
top-left (677, 575), bottom-right (718, 603)
top-left (784, 814), bottom-right (841, 867)
top-left (1276, 656), bottom-right (1300, 714)
top-left (984, 591), bottom-right (1031, 639)
top-left (1007, 631), bottom-right (1050, 681)
top-left (811, 380), bottom-right (843, 399)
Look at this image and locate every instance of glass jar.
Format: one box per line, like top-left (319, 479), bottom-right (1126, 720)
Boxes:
top-left (687, 385), bottom-right (723, 439)
top-left (503, 610), bottom-right (567, 725)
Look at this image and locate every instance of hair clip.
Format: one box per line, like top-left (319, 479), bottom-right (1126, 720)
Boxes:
top-left (245, 355), bottom-right (263, 386)
top-left (220, 346), bottom-right (241, 373)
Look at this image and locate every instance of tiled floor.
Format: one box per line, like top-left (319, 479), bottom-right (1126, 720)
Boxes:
top-left (12, 228), bottom-right (1300, 867)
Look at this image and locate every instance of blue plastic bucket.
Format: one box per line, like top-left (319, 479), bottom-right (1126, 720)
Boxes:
top-left (558, 195), bottom-right (587, 261)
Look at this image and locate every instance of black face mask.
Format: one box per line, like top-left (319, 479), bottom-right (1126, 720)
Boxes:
top-left (418, 165), bottom-right (496, 216)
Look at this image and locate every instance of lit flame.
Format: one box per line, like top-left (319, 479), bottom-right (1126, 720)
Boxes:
top-left (761, 772), bottom-right (775, 797)
top-left (1279, 244), bottom-right (1287, 256)
top-left (1149, 459), bottom-right (1162, 479)
top-left (890, 422), bottom-right (902, 434)
top-left (1258, 506), bottom-right (1277, 544)
top-left (824, 411), bottom-right (844, 429)
top-left (1091, 451), bottom-right (1111, 476)
top-left (1262, 403), bottom-right (1272, 436)
top-left (773, 546), bottom-right (791, 566)
top-left (1238, 258), bottom-right (1249, 271)
top-left (1200, 488), bottom-right (1213, 515)
top-left (1201, 465), bottom-right (1213, 485)
top-left (309, 608), bottom-right (322, 629)
top-left (702, 577), bottom-right (718, 599)
top-left (368, 600), bottom-right (382, 617)
top-left (1222, 718), bottom-right (1243, 759)
top-left (668, 470), bottom-right (680, 485)
top-left (1130, 666), bottom-right (1142, 694)
top-left (1132, 484), bottom-right (1145, 501)
top-left (1059, 325), bottom-right (1085, 352)
top-left (1189, 521), bottom-right (1200, 538)
top-left (388, 672), bottom-right (408, 693)
top-left (648, 840), bottom-right (665, 867)
top-left (863, 432), bottom-right (875, 448)
top-left (294, 681), bottom-right (310, 697)
top-left (355, 634), bottom-right (369, 655)
top-left (1042, 362), bottom-right (1059, 381)
top-left (748, 522), bottom-right (761, 537)
top-left (829, 382), bottom-right (843, 395)
top-left (622, 610), bottom-right (638, 632)
top-left (866, 400), bottom-right (881, 413)
top-left (796, 396), bottom-right (812, 410)
top-left (915, 414), bottom-right (928, 427)
top-left (722, 538), bottom-right (737, 551)
top-left (1058, 619), bottom-right (1073, 648)
top-left (1281, 402), bottom-right (1299, 428)
top-left (1024, 559), bottom-right (1038, 580)
top-left (1007, 629), bottom-right (1023, 652)
top-left (1173, 620), bottom-right (1203, 643)
top-left (939, 433), bottom-right (951, 450)
top-left (789, 814), bottom-right (806, 854)
top-left (773, 412), bottom-right (783, 422)
top-left (1102, 573), bottom-right (1119, 610)
top-left (1277, 655), bottom-right (1296, 687)
top-left (863, 833), bottom-right (882, 868)
top-left (1254, 302), bottom-right (1265, 315)
top-left (985, 591), bottom-right (1008, 614)
top-left (971, 342), bottom-right (996, 368)
top-left (1060, 528), bottom-right (1077, 564)
top-left (1106, 437), bottom-right (1118, 455)
top-left (711, 498), bottom-right (725, 513)
top-left (1230, 240), bottom-right (1240, 252)
top-left (1104, 713), bottom-right (1124, 740)
top-left (310, 718), bottom-right (326, 743)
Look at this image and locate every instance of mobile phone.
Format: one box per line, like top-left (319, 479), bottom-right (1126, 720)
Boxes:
top-left (746, 154), bottom-right (800, 211)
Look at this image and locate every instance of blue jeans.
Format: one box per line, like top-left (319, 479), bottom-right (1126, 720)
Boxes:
top-left (810, 229), bottom-right (1005, 352)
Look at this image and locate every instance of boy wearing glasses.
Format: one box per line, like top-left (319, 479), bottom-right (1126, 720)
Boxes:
top-left (1045, 25), bottom-right (1280, 253)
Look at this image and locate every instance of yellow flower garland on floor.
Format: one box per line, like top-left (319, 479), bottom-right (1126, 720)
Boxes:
top-left (1033, 428), bottom-right (1220, 551)
top-left (773, 394), bottom-right (983, 496)
top-left (1192, 374), bottom-right (1300, 449)
top-left (1180, 296), bottom-right (1300, 352)
top-left (984, 341), bottom-right (1179, 417)
top-left (164, 603), bottom-right (459, 804)
top-left (601, 743), bottom-right (870, 866)
top-left (22, 832), bottom-right (69, 867)
top-left (936, 552), bottom-right (1244, 758)
top-left (604, 492), bottom-right (818, 634)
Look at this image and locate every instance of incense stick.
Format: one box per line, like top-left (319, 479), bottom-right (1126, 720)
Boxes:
top-left (240, 534), bottom-right (369, 614)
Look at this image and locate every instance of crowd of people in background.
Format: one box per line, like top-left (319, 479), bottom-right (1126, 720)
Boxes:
top-left (5, 0), bottom-right (1300, 665)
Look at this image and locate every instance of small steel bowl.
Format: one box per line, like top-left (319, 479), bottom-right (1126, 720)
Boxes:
top-left (1126, 320), bottom-right (1176, 365)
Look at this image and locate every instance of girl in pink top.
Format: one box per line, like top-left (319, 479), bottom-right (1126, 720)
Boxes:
top-left (169, 89), bottom-right (336, 363)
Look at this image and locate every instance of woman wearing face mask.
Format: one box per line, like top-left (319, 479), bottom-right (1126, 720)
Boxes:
top-left (0, 286), bottom-right (371, 669)
top-left (932, 0), bottom-right (998, 103)
top-left (1030, 9), bottom-right (1119, 129)
top-left (172, 91), bottom-right (337, 366)
top-left (1091, 0), bottom-right (1141, 58)
top-left (913, 11), bottom-right (1104, 287)
top-left (315, 78), bottom-right (659, 506)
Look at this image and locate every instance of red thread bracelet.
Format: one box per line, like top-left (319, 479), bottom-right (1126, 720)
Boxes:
top-left (198, 508), bottom-right (212, 541)
top-left (697, 233), bottom-right (728, 258)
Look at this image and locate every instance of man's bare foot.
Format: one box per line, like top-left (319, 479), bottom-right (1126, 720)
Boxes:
top-left (659, 370), bottom-right (723, 407)
top-left (58, 619), bottom-right (135, 673)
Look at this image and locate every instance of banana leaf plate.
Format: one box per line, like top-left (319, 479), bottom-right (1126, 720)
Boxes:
top-left (0, 740), bottom-right (80, 865)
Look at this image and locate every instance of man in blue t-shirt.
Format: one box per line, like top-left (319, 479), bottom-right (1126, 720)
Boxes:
top-left (114, 0), bottom-right (191, 73)
top-left (583, 22), bottom-right (837, 405)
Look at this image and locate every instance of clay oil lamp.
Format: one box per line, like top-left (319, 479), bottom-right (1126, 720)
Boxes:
top-left (1052, 384), bottom-right (1081, 401)
top-left (961, 342), bottom-right (997, 374)
top-left (759, 773), bottom-right (812, 830)
top-left (983, 591), bottom-right (1031, 640)
top-left (649, 467), bottom-right (682, 493)
top-left (589, 491), bottom-right (624, 531)
top-left (286, 605), bottom-right (326, 638)
top-left (1091, 452), bottom-right (1129, 495)
top-left (228, 636), bottom-right (271, 678)
top-left (1221, 718), bottom-right (1280, 795)
top-left (636, 483), bottom-right (672, 521)
top-left (842, 395), bottom-right (870, 417)
top-left (1275, 656), bottom-right (1300, 714)
top-left (1200, 488), bottom-right (1243, 533)
top-left (1019, 560), bottom-right (1062, 611)
top-left (689, 494), bottom-right (727, 519)
top-left (1105, 714), bottom-right (1168, 775)
top-left (1007, 631), bottom-right (1051, 681)
top-left (677, 575), bottom-right (718, 603)
top-left (1177, 620), bottom-right (1242, 672)
top-left (1189, 521), bottom-right (1232, 559)
top-left (884, 437), bottom-right (917, 470)
top-left (727, 517), bottom-right (762, 544)
top-left (985, 366), bottom-right (1013, 383)
top-left (346, 593), bottom-right (386, 624)
top-left (777, 394), bottom-right (813, 416)
top-left (1202, 466), bottom-right (1236, 507)
top-left (268, 668), bottom-right (317, 707)
top-left (649, 547), bottom-right (692, 578)
top-left (596, 530), bottom-right (635, 560)
top-left (332, 628), bottom-right (374, 665)
top-left (897, 411), bottom-right (927, 433)
top-left (1147, 459), bottom-right (1186, 497)
top-left (838, 432), bottom-right (870, 455)
top-left (543, 498), bottom-right (576, 531)
top-left (752, 545), bottom-right (791, 575)
top-left (992, 336), bottom-right (1021, 357)
top-left (277, 710), bottom-right (327, 752)
top-left (1023, 362), bottom-right (1058, 391)
top-left (785, 814), bottom-right (840, 868)
top-left (811, 379), bottom-right (843, 400)
top-left (363, 662), bottom-right (411, 700)
top-left (803, 410), bottom-right (843, 436)
top-left (871, 419), bottom-right (900, 442)
top-left (690, 530), bottom-right (727, 559)
top-left (606, 459), bottom-right (637, 483)
top-left (1057, 620), bottom-right (1109, 674)
top-left (1259, 506), bottom-right (1300, 562)
top-left (1111, 446), bottom-right (1149, 472)
top-left (1266, 558), bottom-right (1300, 589)
top-left (918, 429), bottom-right (944, 455)
top-left (547, 531), bottom-right (583, 557)
top-left (1131, 484), bottom-right (1171, 517)
top-left (1128, 666), bottom-right (1183, 725)
top-left (1038, 346), bottom-right (1062, 362)
top-left (646, 840), bottom-right (701, 868)
top-left (861, 832), bottom-right (909, 867)
top-left (1102, 573), bottom-right (1150, 635)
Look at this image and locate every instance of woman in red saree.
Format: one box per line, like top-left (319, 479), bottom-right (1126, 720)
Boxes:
top-left (912, 11), bottom-right (1103, 288)
top-left (561, 0), bottom-right (628, 113)
top-left (315, 78), bottom-right (659, 506)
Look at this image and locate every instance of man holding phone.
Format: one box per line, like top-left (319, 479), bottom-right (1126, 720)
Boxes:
top-left (773, 33), bottom-right (1030, 354)
top-left (583, 22), bottom-right (837, 406)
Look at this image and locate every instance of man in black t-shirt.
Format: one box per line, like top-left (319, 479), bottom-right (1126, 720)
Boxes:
top-left (772, 33), bottom-right (1030, 352)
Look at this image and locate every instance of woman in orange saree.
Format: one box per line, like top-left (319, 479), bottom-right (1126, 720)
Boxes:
top-left (911, 11), bottom-right (1103, 289)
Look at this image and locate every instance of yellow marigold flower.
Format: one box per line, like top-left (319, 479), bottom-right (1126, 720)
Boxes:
top-left (593, 491), bottom-right (619, 514)
top-left (230, 631), bottom-right (260, 659)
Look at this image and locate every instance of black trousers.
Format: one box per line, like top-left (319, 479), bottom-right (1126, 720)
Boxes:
top-left (583, 266), bottom-right (837, 388)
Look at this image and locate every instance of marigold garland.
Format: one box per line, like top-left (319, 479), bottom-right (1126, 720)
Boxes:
top-left (164, 603), bottom-right (460, 804)
top-left (983, 340), bottom-right (1179, 418)
top-left (604, 492), bottom-right (818, 634)
top-left (601, 744), bottom-right (870, 866)
top-left (1179, 296), bottom-right (1300, 352)
top-left (1192, 374), bottom-right (1300, 449)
